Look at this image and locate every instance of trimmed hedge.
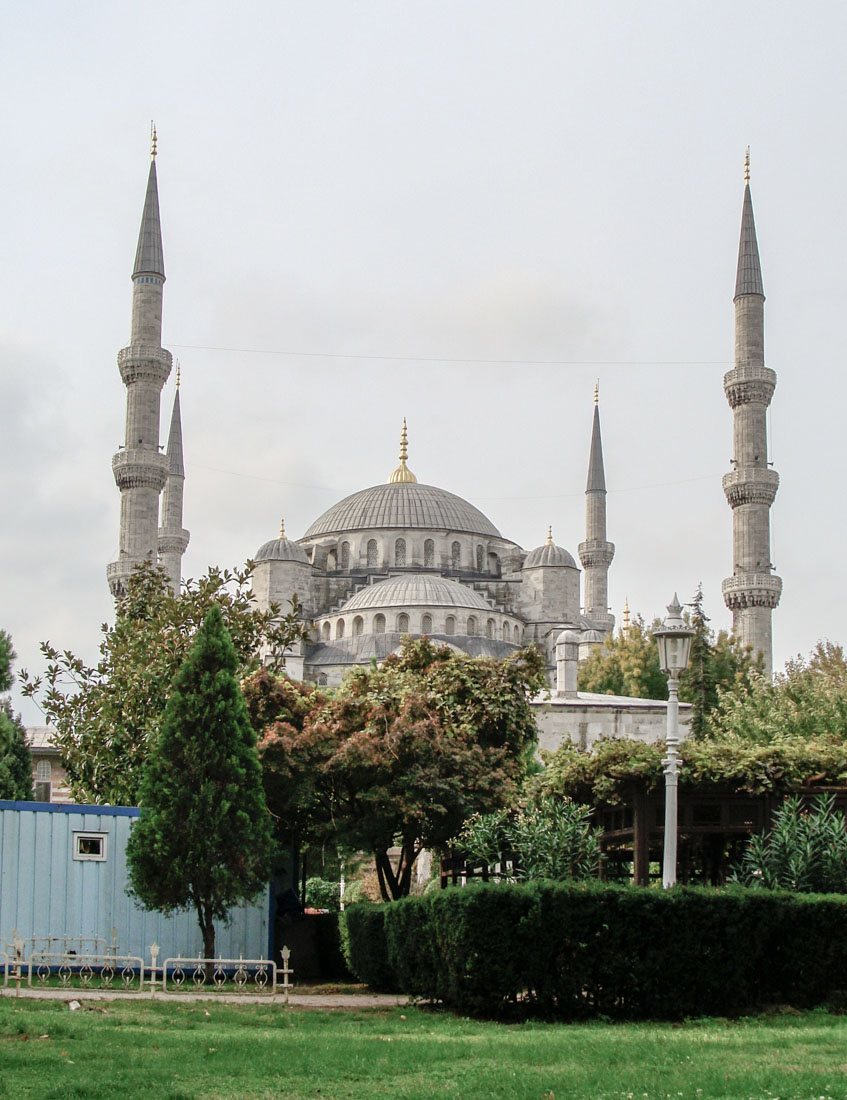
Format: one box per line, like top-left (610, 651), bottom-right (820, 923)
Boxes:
top-left (340, 903), bottom-right (398, 992)
top-left (344, 882), bottom-right (847, 1019)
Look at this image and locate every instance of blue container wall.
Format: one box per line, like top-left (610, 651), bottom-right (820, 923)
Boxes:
top-left (0, 804), bottom-right (271, 961)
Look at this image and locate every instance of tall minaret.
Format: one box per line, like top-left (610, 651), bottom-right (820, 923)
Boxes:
top-left (721, 153), bottom-right (781, 674)
top-left (158, 366), bottom-right (190, 591)
top-left (578, 384), bottom-right (615, 634)
top-left (107, 127), bottom-right (173, 597)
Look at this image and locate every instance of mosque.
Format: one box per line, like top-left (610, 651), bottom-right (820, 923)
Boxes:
top-left (107, 134), bottom-right (780, 696)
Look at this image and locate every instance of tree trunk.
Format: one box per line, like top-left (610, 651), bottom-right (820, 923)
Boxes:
top-left (375, 842), bottom-right (419, 901)
top-left (196, 899), bottom-right (216, 979)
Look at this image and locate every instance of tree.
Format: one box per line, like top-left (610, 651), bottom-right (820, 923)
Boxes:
top-left (0, 630), bottom-right (32, 800)
top-left (734, 793), bottom-right (847, 893)
top-left (21, 561), bottom-right (304, 805)
top-left (455, 795), bottom-right (601, 882)
top-left (126, 606), bottom-right (274, 960)
top-left (252, 638), bottom-right (547, 901)
top-left (577, 588), bottom-right (760, 735)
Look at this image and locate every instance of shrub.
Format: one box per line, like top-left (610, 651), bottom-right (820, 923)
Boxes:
top-left (340, 904), bottom-right (398, 991)
top-left (359, 881), bottom-right (847, 1019)
top-left (305, 876), bottom-right (341, 911)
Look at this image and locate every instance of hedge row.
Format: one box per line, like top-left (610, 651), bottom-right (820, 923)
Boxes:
top-left (343, 882), bottom-right (847, 1018)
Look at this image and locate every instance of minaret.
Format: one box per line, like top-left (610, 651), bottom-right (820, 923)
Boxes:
top-left (579, 383), bottom-right (615, 633)
top-left (107, 127), bottom-right (172, 597)
top-left (721, 152), bottom-right (781, 674)
top-left (158, 365), bottom-right (190, 591)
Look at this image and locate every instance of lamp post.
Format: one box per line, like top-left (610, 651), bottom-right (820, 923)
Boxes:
top-left (654, 593), bottom-right (695, 888)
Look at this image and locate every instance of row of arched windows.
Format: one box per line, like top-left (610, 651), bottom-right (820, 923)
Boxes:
top-left (319, 615), bottom-right (522, 642)
top-left (320, 537), bottom-right (498, 573)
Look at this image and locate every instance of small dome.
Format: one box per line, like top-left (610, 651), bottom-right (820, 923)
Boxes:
top-left (524, 542), bottom-right (577, 569)
top-left (254, 521), bottom-right (309, 564)
top-left (556, 629), bottom-right (580, 646)
top-left (340, 574), bottom-right (493, 613)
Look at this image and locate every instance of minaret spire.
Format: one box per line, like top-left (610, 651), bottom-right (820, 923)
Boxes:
top-left (579, 388), bottom-right (615, 634)
top-left (107, 135), bottom-right (173, 596)
top-left (158, 374), bottom-right (190, 592)
top-left (722, 158), bottom-right (781, 674)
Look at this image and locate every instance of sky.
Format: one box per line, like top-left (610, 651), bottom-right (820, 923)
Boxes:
top-left (3, 2), bottom-right (845, 724)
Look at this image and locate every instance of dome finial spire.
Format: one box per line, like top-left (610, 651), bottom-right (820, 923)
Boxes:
top-left (387, 417), bottom-right (418, 484)
top-left (279, 518), bottom-right (286, 539)
top-left (546, 525), bottom-right (553, 546)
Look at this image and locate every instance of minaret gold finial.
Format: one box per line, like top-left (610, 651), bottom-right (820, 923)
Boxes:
top-left (594, 379), bottom-right (599, 406)
top-left (151, 121), bottom-right (158, 159)
top-left (744, 146), bottom-right (750, 184)
top-left (279, 519), bottom-right (286, 539)
top-left (546, 525), bottom-right (553, 546)
top-left (623, 596), bottom-right (631, 635)
top-left (175, 360), bottom-right (180, 389)
top-left (387, 417), bottom-right (418, 484)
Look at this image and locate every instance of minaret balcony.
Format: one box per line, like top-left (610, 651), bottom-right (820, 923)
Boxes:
top-left (721, 573), bottom-right (782, 610)
top-left (118, 345), bottom-right (173, 387)
top-left (578, 540), bottom-right (615, 569)
top-left (722, 468), bottom-right (779, 507)
top-left (158, 528), bottom-right (191, 555)
top-left (112, 449), bottom-right (169, 491)
top-left (723, 366), bottom-right (776, 408)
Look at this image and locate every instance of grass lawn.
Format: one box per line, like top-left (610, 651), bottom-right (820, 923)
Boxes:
top-left (0, 998), bottom-right (845, 1100)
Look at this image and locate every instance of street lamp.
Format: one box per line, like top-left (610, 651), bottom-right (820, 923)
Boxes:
top-left (654, 593), bottom-right (695, 888)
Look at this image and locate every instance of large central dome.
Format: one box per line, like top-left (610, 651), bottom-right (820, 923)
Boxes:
top-left (302, 482), bottom-right (501, 539)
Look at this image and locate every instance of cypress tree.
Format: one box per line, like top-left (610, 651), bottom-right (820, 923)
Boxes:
top-left (127, 605), bottom-right (274, 959)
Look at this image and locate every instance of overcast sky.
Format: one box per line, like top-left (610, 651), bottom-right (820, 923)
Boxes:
top-left (3, 2), bottom-right (845, 723)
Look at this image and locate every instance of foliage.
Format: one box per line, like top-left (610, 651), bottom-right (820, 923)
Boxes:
top-left (126, 606), bottom-right (275, 959)
top-left (254, 638), bottom-right (546, 901)
top-left (354, 881), bottom-right (847, 1019)
top-left (21, 560), bottom-right (305, 805)
top-left (305, 876), bottom-right (341, 911)
top-left (577, 587), bottom-right (760, 736)
top-left (0, 630), bottom-right (32, 800)
top-left (734, 793), bottom-right (847, 893)
top-left (455, 795), bottom-right (600, 881)
top-left (340, 904), bottom-right (398, 992)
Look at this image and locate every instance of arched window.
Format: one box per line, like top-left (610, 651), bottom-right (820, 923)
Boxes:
top-left (424, 539), bottom-right (435, 567)
top-left (451, 542), bottom-right (461, 569)
top-left (374, 613), bottom-right (386, 634)
top-left (36, 760), bottom-right (51, 782)
top-left (421, 613), bottom-right (432, 634)
top-left (327, 548), bottom-right (337, 571)
top-left (341, 542), bottom-right (350, 571)
top-left (317, 673), bottom-right (328, 686)
top-left (476, 546), bottom-right (484, 572)
top-left (322, 622), bottom-right (330, 641)
top-left (489, 552), bottom-right (500, 577)
top-left (367, 539), bottom-right (378, 568)
top-left (336, 619), bottom-right (345, 639)
top-left (445, 616), bottom-right (455, 636)
top-left (397, 612), bottom-right (409, 633)
top-left (486, 619), bottom-right (495, 639)
top-left (503, 622), bottom-right (510, 641)
top-left (353, 615), bottom-right (363, 636)
top-left (395, 538), bottom-right (406, 567)
top-left (514, 624), bottom-right (521, 643)
top-left (467, 616), bottom-right (477, 636)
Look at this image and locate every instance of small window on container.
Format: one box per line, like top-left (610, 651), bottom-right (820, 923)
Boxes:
top-left (73, 833), bottom-right (107, 862)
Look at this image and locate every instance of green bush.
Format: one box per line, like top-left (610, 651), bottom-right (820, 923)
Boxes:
top-left (305, 876), bottom-right (341, 911)
top-left (340, 904), bottom-right (398, 992)
top-left (311, 912), bottom-right (352, 980)
top-left (356, 882), bottom-right (847, 1019)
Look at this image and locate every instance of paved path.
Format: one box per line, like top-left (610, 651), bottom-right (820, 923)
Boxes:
top-left (1, 986), bottom-right (408, 1009)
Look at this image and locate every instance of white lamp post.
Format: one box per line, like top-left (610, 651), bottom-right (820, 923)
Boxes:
top-left (654, 593), bottom-right (695, 888)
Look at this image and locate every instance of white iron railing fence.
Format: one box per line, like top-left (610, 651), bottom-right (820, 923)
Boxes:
top-left (1, 931), bottom-right (291, 999)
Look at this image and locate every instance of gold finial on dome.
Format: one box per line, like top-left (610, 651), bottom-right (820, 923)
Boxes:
top-left (279, 518), bottom-right (286, 539)
top-left (623, 596), bottom-right (631, 635)
top-left (387, 417), bottom-right (418, 484)
top-left (546, 525), bottom-right (553, 546)
top-left (151, 121), bottom-right (158, 159)
top-left (744, 146), bottom-right (750, 184)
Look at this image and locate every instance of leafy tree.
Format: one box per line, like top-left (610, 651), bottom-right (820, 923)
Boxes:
top-left (733, 793), bottom-right (847, 893)
top-left (126, 606), bottom-right (274, 960)
top-left (455, 795), bottom-right (601, 882)
top-left (577, 588), bottom-right (760, 735)
top-left (0, 630), bottom-right (32, 800)
top-left (21, 560), bottom-right (304, 805)
top-left (253, 638), bottom-right (547, 901)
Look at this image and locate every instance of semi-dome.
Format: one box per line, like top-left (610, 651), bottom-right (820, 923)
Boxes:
top-left (524, 527), bottom-right (577, 569)
top-left (303, 483), bottom-right (501, 539)
top-left (254, 520), bottom-right (309, 564)
top-left (339, 574), bottom-right (494, 613)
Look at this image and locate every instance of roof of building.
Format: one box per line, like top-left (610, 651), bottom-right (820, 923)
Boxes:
top-left (524, 541), bottom-right (577, 568)
top-left (338, 573), bottom-right (495, 613)
top-left (133, 158), bottom-right (165, 279)
top-left (302, 482), bottom-right (502, 539)
top-left (254, 524), bottom-right (310, 564)
top-left (306, 633), bottom-right (517, 665)
top-left (735, 183), bottom-right (764, 299)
